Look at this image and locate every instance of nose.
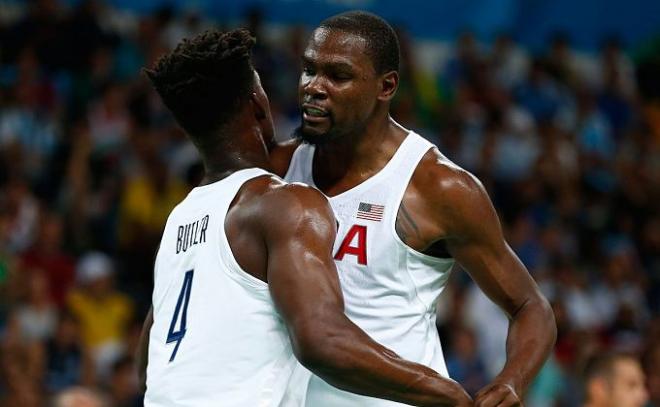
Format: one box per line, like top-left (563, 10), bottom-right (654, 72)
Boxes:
top-left (302, 74), bottom-right (328, 101)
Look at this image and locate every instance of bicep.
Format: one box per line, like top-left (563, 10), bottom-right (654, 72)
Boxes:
top-left (267, 232), bottom-right (344, 325)
top-left (444, 177), bottom-right (540, 317)
top-left (260, 188), bottom-right (344, 344)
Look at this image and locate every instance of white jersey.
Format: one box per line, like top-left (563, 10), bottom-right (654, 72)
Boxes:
top-left (284, 132), bottom-right (454, 406)
top-left (145, 168), bottom-right (299, 407)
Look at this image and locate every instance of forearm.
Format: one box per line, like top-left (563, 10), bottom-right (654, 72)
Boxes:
top-left (299, 324), bottom-right (470, 406)
top-left (495, 298), bottom-right (557, 395)
top-left (136, 307), bottom-right (153, 393)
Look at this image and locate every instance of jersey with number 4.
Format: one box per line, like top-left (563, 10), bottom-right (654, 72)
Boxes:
top-left (284, 132), bottom-right (454, 406)
top-left (145, 168), bottom-right (299, 407)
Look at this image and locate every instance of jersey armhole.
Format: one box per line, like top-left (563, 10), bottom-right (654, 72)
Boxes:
top-left (386, 136), bottom-right (455, 264)
top-left (216, 172), bottom-right (271, 292)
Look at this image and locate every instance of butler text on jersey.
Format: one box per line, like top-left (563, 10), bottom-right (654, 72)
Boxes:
top-left (176, 215), bottom-right (209, 254)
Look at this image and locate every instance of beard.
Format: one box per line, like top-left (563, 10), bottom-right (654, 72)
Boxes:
top-left (294, 126), bottom-right (336, 146)
top-left (293, 117), bottom-right (356, 146)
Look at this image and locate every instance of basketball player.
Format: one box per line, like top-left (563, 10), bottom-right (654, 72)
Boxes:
top-left (137, 29), bottom-right (473, 406)
top-left (271, 11), bottom-right (557, 407)
top-left (582, 353), bottom-right (648, 407)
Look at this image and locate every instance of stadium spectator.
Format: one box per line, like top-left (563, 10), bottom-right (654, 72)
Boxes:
top-left (52, 386), bottom-right (109, 407)
top-left (67, 252), bottom-right (134, 378)
top-left (44, 312), bottom-right (95, 393)
top-left (21, 210), bottom-right (76, 308)
top-left (582, 353), bottom-right (648, 407)
top-left (0, 2), bottom-right (656, 405)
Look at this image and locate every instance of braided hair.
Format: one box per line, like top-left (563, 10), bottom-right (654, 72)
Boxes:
top-left (145, 29), bottom-right (256, 147)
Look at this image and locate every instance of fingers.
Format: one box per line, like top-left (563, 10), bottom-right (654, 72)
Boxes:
top-left (474, 387), bottom-right (504, 407)
top-left (496, 392), bottom-right (522, 407)
top-left (474, 384), bottom-right (521, 407)
top-left (474, 383), bottom-right (495, 401)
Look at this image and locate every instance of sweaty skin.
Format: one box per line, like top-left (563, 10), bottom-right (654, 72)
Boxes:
top-left (137, 66), bottom-right (473, 405)
top-left (272, 25), bottom-right (557, 407)
top-left (138, 176), bottom-right (472, 406)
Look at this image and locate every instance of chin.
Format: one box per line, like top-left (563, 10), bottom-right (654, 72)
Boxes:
top-left (294, 125), bottom-right (335, 146)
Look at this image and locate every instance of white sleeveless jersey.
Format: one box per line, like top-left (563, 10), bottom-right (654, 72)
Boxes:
top-left (284, 132), bottom-right (454, 406)
top-left (145, 168), bottom-right (299, 407)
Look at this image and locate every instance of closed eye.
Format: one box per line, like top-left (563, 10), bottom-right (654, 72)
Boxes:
top-left (332, 71), bottom-right (353, 81)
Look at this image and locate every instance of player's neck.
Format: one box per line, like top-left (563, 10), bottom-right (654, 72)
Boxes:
top-left (200, 142), bottom-right (271, 185)
top-left (200, 162), bottom-right (262, 186)
top-left (313, 116), bottom-right (408, 190)
top-left (318, 116), bottom-right (400, 160)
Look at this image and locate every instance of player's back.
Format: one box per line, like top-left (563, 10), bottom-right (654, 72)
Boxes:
top-left (145, 168), bottom-right (297, 407)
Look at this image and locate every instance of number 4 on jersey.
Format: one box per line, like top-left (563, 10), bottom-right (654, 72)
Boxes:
top-left (167, 269), bottom-right (194, 362)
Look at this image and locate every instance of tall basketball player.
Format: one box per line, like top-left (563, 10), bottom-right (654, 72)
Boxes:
top-left (272, 11), bottom-right (557, 407)
top-left (137, 29), bottom-right (473, 406)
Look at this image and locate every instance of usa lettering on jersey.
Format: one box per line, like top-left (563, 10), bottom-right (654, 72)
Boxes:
top-left (334, 224), bottom-right (367, 265)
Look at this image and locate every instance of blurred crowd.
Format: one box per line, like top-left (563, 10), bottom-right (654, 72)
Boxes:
top-left (0, 1), bottom-right (658, 406)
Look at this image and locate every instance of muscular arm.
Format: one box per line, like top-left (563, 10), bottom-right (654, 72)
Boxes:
top-left (425, 161), bottom-right (556, 406)
top-left (136, 307), bottom-right (153, 393)
top-left (260, 184), bottom-right (471, 407)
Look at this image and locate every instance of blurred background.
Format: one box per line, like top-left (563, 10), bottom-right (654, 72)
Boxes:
top-left (0, 0), bottom-right (658, 406)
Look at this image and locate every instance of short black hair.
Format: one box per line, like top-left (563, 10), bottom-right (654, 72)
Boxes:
top-left (145, 29), bottom-right (256, 146)
top-left (319, 11), bottom-right (400, 74)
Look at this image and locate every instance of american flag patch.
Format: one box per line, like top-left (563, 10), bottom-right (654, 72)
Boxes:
top-left (356, 202), bottom-right (385, 222)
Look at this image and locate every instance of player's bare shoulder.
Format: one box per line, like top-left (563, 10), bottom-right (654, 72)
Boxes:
top-left (234, 173), bottom-right (335, 236)
top-left (412, 147), bottom-right (493, 231)
top-left (225, 174), bottom-right (336, 280)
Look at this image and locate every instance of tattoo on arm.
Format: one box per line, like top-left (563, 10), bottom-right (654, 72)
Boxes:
top-left (395, 203), bottom-right (421, 245)
top-left (396, 203), bottom-right (452, 258)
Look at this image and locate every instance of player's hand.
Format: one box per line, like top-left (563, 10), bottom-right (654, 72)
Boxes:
top-left (450, 383), bottom-right (473, 407)
top-left (474, 381), bottom-right (522, 407)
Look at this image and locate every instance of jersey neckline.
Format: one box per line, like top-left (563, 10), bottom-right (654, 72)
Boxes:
top-left (187, 168), bottom-right (269, 196)
top-left (308, 131), bottom-right (416, 202)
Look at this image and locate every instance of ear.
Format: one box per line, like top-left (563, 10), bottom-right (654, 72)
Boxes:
top-left (378, 70), bottom-right (399, 102)
top-left (250, 92), bottom-right (267, 120)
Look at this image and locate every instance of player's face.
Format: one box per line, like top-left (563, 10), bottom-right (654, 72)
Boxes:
top-left (608, 359), bottom-right (649, 407)
top-left (296, 28), bottom-right (381, 145)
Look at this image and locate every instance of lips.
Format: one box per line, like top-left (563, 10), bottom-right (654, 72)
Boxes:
top-left (302, 104), bottom-right (330, 124)
top-left (303, 105), bottom-right (328, 116)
